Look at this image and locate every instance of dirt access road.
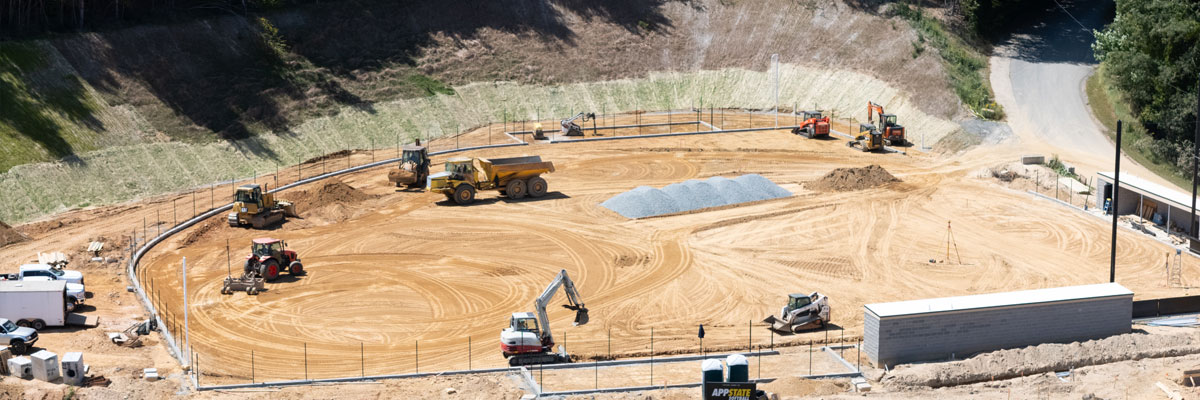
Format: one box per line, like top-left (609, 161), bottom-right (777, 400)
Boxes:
top-left (128, 112), bottom-right (1200, 386)
top-left (989, 0), bottom-right (1182, 190)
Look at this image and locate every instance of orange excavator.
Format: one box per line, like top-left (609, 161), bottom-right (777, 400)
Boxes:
top-left (867, 102), bottom-right (907, 146)
top-left (791, 110), bottom-right (830, 139)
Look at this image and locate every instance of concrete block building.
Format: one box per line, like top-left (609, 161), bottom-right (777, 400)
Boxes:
top-left (864, 283), bottom-right (1132, 368)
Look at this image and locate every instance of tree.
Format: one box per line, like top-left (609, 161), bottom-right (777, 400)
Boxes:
top-left (1093, 0), bottom-right (1200, 141)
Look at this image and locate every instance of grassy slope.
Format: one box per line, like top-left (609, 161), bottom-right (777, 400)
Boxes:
top-left (1085, 67), bottom-right (1191, 189)
top-left (0, 0), bottom-right (965, 223)
top-left (0, 42), bottom-right (103, 171)
top-left (890, 4), bottom-right (1003, 120)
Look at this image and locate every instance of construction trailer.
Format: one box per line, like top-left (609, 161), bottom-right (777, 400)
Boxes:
top-left (0, 281), bottom-right (69, 330)
top-left (863, 283), bottom-right (1132, 368)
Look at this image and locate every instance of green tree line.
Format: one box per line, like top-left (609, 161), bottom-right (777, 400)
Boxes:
top-left (1093, 0), bottom-right (1199, 172)
top-left (0, 0), bottom-right (303, 38)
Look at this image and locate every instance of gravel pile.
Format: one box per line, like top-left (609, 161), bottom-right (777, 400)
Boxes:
top-left (601, 174), bottom-right (791, 218)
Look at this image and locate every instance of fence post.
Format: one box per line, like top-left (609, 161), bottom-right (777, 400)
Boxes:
top-left (251, 350), bottom-right (255, 383)
top-left (857, 339), bottom-right (862, 372)
top-left (650, 327), bottom-right (654, 386)
top-left (809, 340), bottom-right (812, 375)
top-left (415, 340), bottom-right (419, 373)
top-left (304, 342), bottom-right (308, 381)
top-left (748, 320), bottom-right (752, 352)
top-left (361, 342), bottom-right (365, 377)
top-left (468, 336), bottom-right (472, 370)
top-left (608, 329), bottom-right (611, 359)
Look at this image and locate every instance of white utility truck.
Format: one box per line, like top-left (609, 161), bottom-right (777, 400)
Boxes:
top-left (1, 264), bottom-right (86, 311)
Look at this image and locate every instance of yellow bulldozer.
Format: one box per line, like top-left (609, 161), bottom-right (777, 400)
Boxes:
top-left (427, 156), bottom-right (555, 205)
top-left (227, 184), bottom-right (298, 228)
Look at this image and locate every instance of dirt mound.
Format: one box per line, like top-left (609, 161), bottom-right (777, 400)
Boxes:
top-left (807, 165), bottom-right (900, 192)
top-left (885, 332), bottom-right (1200, 388)
top-left (290, 180), bottom-right (376, 214)
top-left (179, 218), bottom-right (226, 248)
top-left (761, 376), bottom-right (848, 397)
top-left (0, 221), bottom-right (28, 247)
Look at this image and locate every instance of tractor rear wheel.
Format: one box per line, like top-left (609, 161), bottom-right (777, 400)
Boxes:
top-left (506, 179), bottom-right (527, 199)
top-left (261, 260), bottom-right (281, 281)
top-left (527, 177), bottom-right (548, 198)
top-left (453, 185), bottom-right (476, 205)
top-left (289, 261), bottom-right (304, 276)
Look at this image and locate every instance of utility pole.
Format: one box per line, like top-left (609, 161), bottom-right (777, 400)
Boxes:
top-left (1111, 120), bottom-right (1122, 283)
top-left (1191, 72), bottom-right (1200, 239)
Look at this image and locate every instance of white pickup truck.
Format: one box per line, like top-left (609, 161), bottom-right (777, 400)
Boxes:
top-left (0, 317), bottom-right (38, 355)
top-left (1, 264), bottom-right (86, 312)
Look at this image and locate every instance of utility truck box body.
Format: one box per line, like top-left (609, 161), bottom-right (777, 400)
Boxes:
top-left (0, 281), bottom-right (68, 328)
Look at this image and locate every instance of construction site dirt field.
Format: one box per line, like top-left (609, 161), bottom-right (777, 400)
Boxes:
top-left (106, 111), bottom-right (1200, 386)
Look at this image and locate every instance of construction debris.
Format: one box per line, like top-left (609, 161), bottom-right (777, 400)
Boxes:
top-left (84, 375), bottom-right (112, 387)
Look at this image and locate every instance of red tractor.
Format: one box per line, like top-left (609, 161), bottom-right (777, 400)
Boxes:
top-left (243, 238), bottom-right (304, 282)
top-left (792, 110), bottom-right (830, 139)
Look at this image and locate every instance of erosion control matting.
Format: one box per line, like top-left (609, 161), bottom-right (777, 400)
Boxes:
top-left (600, 174), bottom-right (792, 219)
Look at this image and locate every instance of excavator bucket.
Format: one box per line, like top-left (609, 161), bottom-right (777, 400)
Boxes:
top-left (762, 315), bottom-right (792, 333)
top-left (565, 304), bottom-right (589, 326)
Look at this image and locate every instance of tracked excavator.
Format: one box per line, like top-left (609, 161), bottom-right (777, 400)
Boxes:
top-left (560, 112), bottom-right (595, 137)
top-left (867, 101), bottom-right (907, 146)
top-left (500, 269), bottom-right (588, 366)
top-left (762, 292), bottom-right (830, 334)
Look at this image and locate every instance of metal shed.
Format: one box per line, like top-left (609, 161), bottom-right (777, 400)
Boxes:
top-left (863, 283), bottom-right (1132, 368)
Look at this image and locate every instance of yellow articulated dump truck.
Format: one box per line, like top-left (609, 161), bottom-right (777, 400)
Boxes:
top-left (428, 156), bottom-right (555, 205)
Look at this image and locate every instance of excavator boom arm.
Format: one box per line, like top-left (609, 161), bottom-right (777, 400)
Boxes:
top-left (534, 269), bottom-right (588, 342)
top-left (867, 101), bottom-right (885, 124)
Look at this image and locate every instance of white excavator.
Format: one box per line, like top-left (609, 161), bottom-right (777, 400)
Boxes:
top-left (762, 292), bottom-right (831, 334)
top-left (560, 112), bottom-right (595, 137)
top-left (500, 269), bottom-right (589, 366)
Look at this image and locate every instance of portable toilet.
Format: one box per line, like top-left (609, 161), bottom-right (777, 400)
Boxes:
top-left (701, 358), bottom-right (724, 383)
top-left (726, 354), bottom-right (749, 382)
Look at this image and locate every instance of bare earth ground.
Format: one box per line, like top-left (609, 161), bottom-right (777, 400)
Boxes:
top-left (3, 112), bottom-right (1200, 398)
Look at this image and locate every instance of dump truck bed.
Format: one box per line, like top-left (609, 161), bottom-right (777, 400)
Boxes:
top-left (487, 156), bottom-right (555, 182)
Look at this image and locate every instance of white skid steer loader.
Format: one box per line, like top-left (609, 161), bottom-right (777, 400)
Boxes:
top-left (762, 292), bottom-right (830, 334)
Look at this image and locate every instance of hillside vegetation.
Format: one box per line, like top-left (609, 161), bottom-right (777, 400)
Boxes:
top-left (0, 0), bottom-right (967, 223)
top-left (1092, 0), bottom-right (1200, 181)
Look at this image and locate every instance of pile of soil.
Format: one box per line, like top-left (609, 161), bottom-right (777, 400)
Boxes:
top-left (0, 221), bottom-right (28, 247)
top-left (290, 180), bottom-right (377, 220)
top-left (179, 218), bottom-right (226, 247)
top-left (760, 376), bottom-right (848, 397)
top-left (885, 332), bottom-right (1200, 388)
top-left (807, 165), bottom-right (900, 192)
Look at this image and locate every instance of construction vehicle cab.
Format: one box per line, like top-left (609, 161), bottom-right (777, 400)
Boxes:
top-left (227, 184), bottom-right (297, 228)
top-left (763, 292), bottom-right (830, 334)
top-left (242, 238), bottom-right (304, 282)
top-left (868, 101), bottom-right (907, 146)
top-left (792, 110), bottom-right (831, 139)
top-left (500, 269), bottom-right (588, 366)
top-left (848, 124), bottom-right (885, 152)
top-left (387, 141), bottom-right (430, 188)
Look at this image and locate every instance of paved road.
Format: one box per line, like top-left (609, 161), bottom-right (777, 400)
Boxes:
top-left (989, 0), bottom-right (1183, 190)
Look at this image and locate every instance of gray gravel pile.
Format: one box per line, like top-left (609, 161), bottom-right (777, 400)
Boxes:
top-left (601, 174), bottom-right (791, 218)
